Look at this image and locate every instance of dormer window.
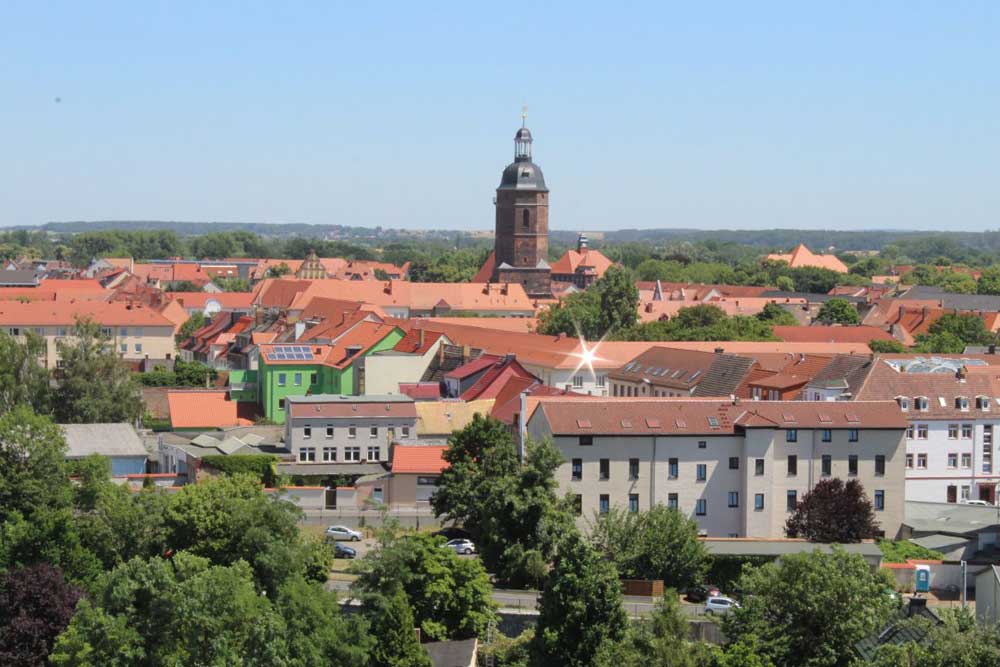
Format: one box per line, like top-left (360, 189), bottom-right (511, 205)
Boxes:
top-left (956, 396), bottom-right (970, 411)
top-left (977, 396), bottom-right (991, 411)
top-left (896, 396), bottom-right (909, 411)
top-left (915, 396), bottom-right (929, 411)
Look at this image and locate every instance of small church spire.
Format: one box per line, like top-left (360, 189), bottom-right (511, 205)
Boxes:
top-left (514, 107), bottom-right (533, 161)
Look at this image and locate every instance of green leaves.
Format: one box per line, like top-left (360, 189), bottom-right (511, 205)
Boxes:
top-left (815, 298), bottom-right (860, 325)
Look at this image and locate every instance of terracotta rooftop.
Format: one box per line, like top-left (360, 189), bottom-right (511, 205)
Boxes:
top-left (165, 292), bottom-right (255, 309)
top-left (766, 244), bottom-right (849, 273)
top-left (550, 248), bottom-right (614, 277)
top-left (391, 445), bottom-right (449, 474)
top-left (167, 390), bottom-right (256, 429)
top-left (0, 300), bottom-right (176, 327)
top-left (772, 325), bottom-right (893, 344)
top-left (855, 357), bottom-right (1000, 419)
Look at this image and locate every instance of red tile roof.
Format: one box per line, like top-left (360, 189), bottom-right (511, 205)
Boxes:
top-left (772, 326), bottom-right (893, 344)
top-left (0, 300), bottom-right (176, 327)
top-left (260, 321), bottom-right (401, 368)
top-left (550, 248), bottom-right (614, 278)
top-left (391, 445), bottom-right (448, 474)
top-left (167, 390), bottom-right (256, 428)
top-left (766, 244), bottom-right (848, 273)
top-left (398, 383), bottom-right (442, 400)
top-left (446, 355), bottom-right (504, 381)
top-left (393, 329), bottom-right (444, 354)
top-left (166, 292), bottom-right (255, 309)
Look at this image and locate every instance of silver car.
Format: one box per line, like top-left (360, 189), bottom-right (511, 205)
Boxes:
top-left (444, 538), bottom-right (476, 555)
top-left (325, 525), bottom-right (362, 542)
top-left (704, 596), bottom-right (740, 615)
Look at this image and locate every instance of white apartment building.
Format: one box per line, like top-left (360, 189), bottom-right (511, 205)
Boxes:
top-left (856, 356), bottom-right (1000, 504)
top-left (527, 398), bottom-right (907, 539)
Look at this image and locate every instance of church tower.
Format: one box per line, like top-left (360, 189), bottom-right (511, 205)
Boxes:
top-left (491, 113), bottom-right (552, 297)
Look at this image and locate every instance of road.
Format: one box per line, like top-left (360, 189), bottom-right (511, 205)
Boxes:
top-left (325, 579), bottom-right (706, 617)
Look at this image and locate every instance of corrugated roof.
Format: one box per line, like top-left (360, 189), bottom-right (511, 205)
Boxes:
top-left (61, 423), bottom-right (147, 458)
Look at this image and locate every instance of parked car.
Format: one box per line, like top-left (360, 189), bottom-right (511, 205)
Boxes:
top-left (325, 525), bottom-right (362, 542)
top-left (333, 543), bottom-right (356, 559)
top-left (963, 499), bottom-right (990, 506)
top-left (704, 596), bottom-right (740, 615)
top-left (443, 538), bottom-right (476, 555)
top-left (685, 584), bottom-right (721, 602)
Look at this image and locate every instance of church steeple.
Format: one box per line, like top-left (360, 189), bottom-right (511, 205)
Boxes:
top-left (514, 106), bottom-right (533, 161)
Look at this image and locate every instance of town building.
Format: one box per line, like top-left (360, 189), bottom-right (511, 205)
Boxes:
top-left (526, 398), bottom-right (907, 539)
top-left (550, 234), bottom-right (614, 288)
top-left (62, 423), bottom-right (148, 476)
top-left (766, 243), bottom-right (849, 273)
top-left (608, 347), bottom-right (754, 398)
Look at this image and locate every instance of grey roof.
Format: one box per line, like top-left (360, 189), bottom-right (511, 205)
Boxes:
top-left (692, 354), bottom-right (756, 397)
top-left (904, 501), bottom-right (1000, 536)
top-left (498, 158), bottom-right (548, 191)
top-left (854, 600), bottom-right (940, 660)
top-left (808, 355), bottom-right (874, 396)
top-left (702, 539), bottom-right (882, 559)
top-left (0, 269), bottom-right (40, 286)
top-left (909, 534), bottom-right (972, 552)
top-left (286, 394), bottom-right (414, 404)
top-left (899, 285), bottom-right (1000, 311)
top-left (424, 638), bottom-right (477, 667)
top-left (277, 462), bottom-right (387, 476)
top-left (61, 423), bottom-right (148, 459)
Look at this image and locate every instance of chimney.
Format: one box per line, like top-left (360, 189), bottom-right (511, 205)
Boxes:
top-left (990, 344), bottom-right (996, 355)
top-left (418, 328), bottom-right (425, 349)
top-left (714, 347), bottom-right (724, 354)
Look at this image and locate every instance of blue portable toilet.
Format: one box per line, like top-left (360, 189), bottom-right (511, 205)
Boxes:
top-left (915, 565), bottom-right (931, 593)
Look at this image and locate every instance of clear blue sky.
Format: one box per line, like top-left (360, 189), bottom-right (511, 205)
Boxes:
top-left (1, 2), bottom-right (998, 232)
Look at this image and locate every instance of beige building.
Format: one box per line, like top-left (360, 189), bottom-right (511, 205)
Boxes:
top-left (0, 300), bottom-right (181, 368)
top-left (527, 398), bottom-right (907, 539)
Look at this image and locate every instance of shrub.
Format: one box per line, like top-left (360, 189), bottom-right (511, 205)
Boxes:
top-left (200, 455), bottom-right (279, 486)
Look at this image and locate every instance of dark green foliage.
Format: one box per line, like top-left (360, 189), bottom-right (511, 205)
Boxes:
top-left (200, 454), bottom-right (279, 486)
top-left (276, 575), bottom-right (371, 667)
top-left (139, 359), bottom-right (217, 387)
top-left (213, 276), bottom-right (252, 292)
top-left (785, 478), bottom-right (880, 543)
top-left (432, 415), bottom-right (572, 588)
top-left (480, 628), bottom-right (534, 667)
top-left (0, 406), bottom-right (71, 522)
top-left (166, 280), bottom-right (203, 292)
top-left (590, 505), bottom-right (709, 590)
top-left (617, 304), bottom-right (778, 342)
top-left (533, 533), bottom-right (628, 667)
top-left (537, 266), bottom-right (638, 339)
top-left (976, 266), bottom-right (1000, 295)
top-left (596, 591), bottom-right (716, 667)
top-left (705, 555), bottom-right (774, 594)
top-left (175, 311), bottom-right (208, 343)
top-left (869, 339), bottom-right (906, 353)
top-left (815, 298), bottom-right (860, 325)
top-left (353, 530), bottom-right (497, 641)
top-left (865, 607), bottom-right (1000, 666)
top-left (756, 302), bottom-right (799, 325)
top-left (722, 548), bottom-right (898, 667)
top-left (0, 331), bottom-right (52, 415)
top-left (362, 583), bottom-right (432, 667)
top-left (54, 319), bottom-right (143, 424)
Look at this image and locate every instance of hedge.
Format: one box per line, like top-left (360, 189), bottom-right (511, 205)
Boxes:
top-left (201, 454), bottom-right (279, 486)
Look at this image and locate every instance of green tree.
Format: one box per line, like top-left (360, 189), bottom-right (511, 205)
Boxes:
top-left (926, 312), bottom-right (993, 346)
top-left (55, 319), bottom-right (143, 424)
top-left (785, 478), bottom-right (880, 543)
top-left (815, 298), bottom-right (860, 325)
top-left (0, 331), bottom-right (52, 415)
top-left (756, 302), bottom-right (798, 326)
top-left (537, 266), bottom-right (637, 340)
top-left (175, 311), bottom-right (208, 343)
top-left (362, 583), bottom-right (432, 667)
top-left (432, 416), bottom-right (572, 588)
top-left (597, 265), bottom-right (640, 334)
top-left (0, 407), bottom-right (71, 522)
top-left (868, 339), bottom-right (906, 353)
top-left (596, 591), bottom-right (716, 667)
top-left (913, 331), bottom-right (967, 354)
top-left (722, 547), bottom-right (897, 667)
top-left (865, 608), bottom-right (1000, 666)
top-left (50, 553), bottom-right (290, 666)
top-left (266, 262), bottom-right (293, 278)
top-left (533, 533), bottom-right (628, 667)
top-left (976, 266), bottom-right (1000, 295)
top-left (619, 304), bottom-right (777, 342)
top-left (213, 276), bottom-right (252, 292)
top-left (167, 280), bottom-right (203, 292)
top-left (353, 531), bottom-right (497, 641)
top-left (940, 272), bottom-right (977, 294)
top-left (590, 505), bottom-right (709, 590)
top-left (775, 275), bottom-right (795, 292)
top-left (276, 575), bottom-right (371, 667)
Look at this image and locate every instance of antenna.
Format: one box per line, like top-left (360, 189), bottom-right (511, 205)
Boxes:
top-left (521, 104), bottom-right (528, 127)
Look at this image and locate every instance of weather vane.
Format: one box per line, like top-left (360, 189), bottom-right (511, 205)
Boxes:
top-left (521, 105), bottom-right (528, 127)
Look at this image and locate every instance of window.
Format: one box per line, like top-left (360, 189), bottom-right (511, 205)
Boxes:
top-left (573, 495), bottom-right (583, 516)
top-left (278, 373), bottom-right (286, 387)
top-left (821, 454), bottom-right (832, 476)
top-left (100, 327), bottom-right (112, 337)
top-left (905, 453), bottom-right (914, 469)
top-left (848, 429), bottom-right (859, 442)
top-left (345, 447), bottom-right (361, 462)
top-left (961, 453), bottom-right (972, 468)
top-left (786, 490), bottom-right (797, 511)
top-left (367, 446), bottom-right (381, 462)
top-left (134, 327), bottom-right (143, 337)
top-left (278, 398), bottom-right (285, 410)
top-left (668, 458), bottom-right (679, 479)
top-left (326, 425), bottom-right (334, 438)
top-left (696, 464), bottom-right (707, 482)
top-left (874, 490), bottom-right (885, 511)
top-left (667, 493), bottom-right (678, 510)
top-left (294, 372), bottom-right (302, 386)
top-left (370, 426), bottom-right (378, 438)
top-left (522, 209), bottom-right (530, 228)
top-left (728, 491), bottom-right (739, 508)
top-left (917, 424), bottom-right (928, 439)
top-left (821, 429), bottom-right (832, 442)
top-left (322, 447), bottom-right (336, 462)
top-left (695, 499), bottom-right (707, 516)
top-left (916, 396), bottom-right (929, 411)
top-left (786, 429), bottom-right (798, 443)
top-left (897, 397), bottom-right (910, 411)
top-left (961, 485), bottom-right (971, 501)
top-left (957, 396), bottom-right (970, 411)
top-left (985, 442), bottom-right (994, 474)
top-left (629, 494), bottom-right (639, 513)
top-left (7, 328), bottom-right (18, 336)
top-left (348, 426), bottom-right (356, 439)
top-left (628, 458), bottom-right (639, 480)
top-left (729, 457), bottom-right (739, 470)
top-left (754, 459), bottom-right (764, 476)
top-left (401, 426), bottom-right (410, 438)
top-left (596, 374), bottom-right (605, 388)
top-left (388, 427), bottom-right (396, 440)
top-left (848, 455), bottom-right (858, 476)
top-left (303, 426), bottom-right (312, 439)
top-left (579, 435), bottom-right (593, 447)
top-left (978, 396), bottom-right (991, 411)
top-left (599, 459), bottom-right (610, 480)
top-left (962, 424), bottom-right (973, 439)
top-left (134, 343), bottom-right (142, 353)
top-left (948, 424), bottom-right (959, 439)
top-left (754, 494), bottom-right (765, 511)
top-left (57, 327), bottom-right (67, 337)
top-left (917, 453), bottom-right (927, 469)
top-left (875, 455), bottom-right (885, 476)
top-left (698, 440), bottom-right (707, 449)
top-left (907, 424), bottom-right (915, 439)
top-left (948, 453), bottom-right (958, 468)
top-left (417, 476), bottom-right (438, 486)
top-left (986, 425), bottom-right (994, 445)
top-left (298, 447), bottom-right (316, 462)
top-left (571, 458), bottom-right (582, 481)
top-left (599, 494), bottom-right (610, 515)
top-left (573, 375), bottom-right (584, 388)
top-left (787, 455), bottom-right (797, 476)
top-left (120, 343), bottom-right (127, 353)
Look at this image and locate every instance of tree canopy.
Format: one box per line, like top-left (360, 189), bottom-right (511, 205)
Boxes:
top-left (815, 298), bottom-right (860, 325)
top-left (785, 478), bottom-right (881, 543)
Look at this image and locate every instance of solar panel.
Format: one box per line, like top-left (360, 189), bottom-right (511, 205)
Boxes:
top-left (689, 370), bottom-right (702, 380)
top-left (672, 369), bottom-right (684, 378)
top-left (707, 416), bottom-right (720, 428)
